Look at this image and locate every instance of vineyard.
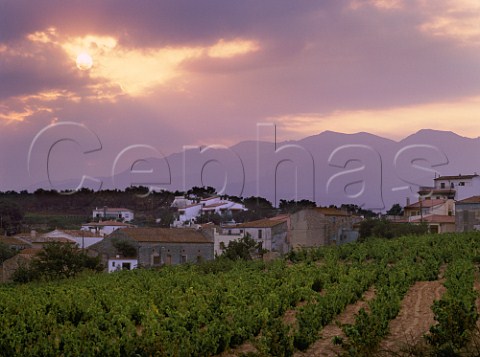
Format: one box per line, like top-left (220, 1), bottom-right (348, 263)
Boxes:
top-left (2, 232), bottom-right (480, 356)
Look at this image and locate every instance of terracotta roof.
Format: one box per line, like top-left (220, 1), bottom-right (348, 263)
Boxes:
top-left (0, 236), bottom-right (30, 245)
top-left (82, 221), bottom-right (132, 227)
top-left (313, 207), bottom-right (350, 216)
top-left (410, 215), bottom-right (455, 224)
top-left (434, 174), bottom-right (478, 180)
top-left (94, 207), bottom-right (133, 211)
top-left (19, 248), bottom-right (41, 255)
top-left (200, 196), bottom-right (219, 201)
top-left (202, 203), bottom-right (227, 209)
top-left (113, 228), bottom-right (212, 244)
top-left (41, 229), bottom-right (99, 238)
top-left (405, 199), bottom-right (447, 209)
top-left (235, 217), bottom-right (288, 229)
top-left (33, 237), bottom-right (76, 244)
top-left (62, 230), bottom-right (100, 237)
top-left (456, 196), bottom-right (480, 204)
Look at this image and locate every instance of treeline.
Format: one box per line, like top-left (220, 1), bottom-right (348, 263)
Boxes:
top-left (0, 185), bottom-right (385, 235)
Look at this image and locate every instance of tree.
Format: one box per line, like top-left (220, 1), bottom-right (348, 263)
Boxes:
top-left (13, 242), bottom-right (103, 282)
top-left (279, 199), bottom-right (316, 214)
top-left (358, 218), bottom-right (428, 241)
top-left (386, 203), bottom-right (403, 216)
top-left (186, 186), bottom-right (217, 198)
top-left (112, 238), bottom-right (137, 257)
top-left (0, 200), bottom-right (24, 235)
top-left (219, 234), bottom-right (263, 260)
top-left (0, 242), bottom-right (15, 264)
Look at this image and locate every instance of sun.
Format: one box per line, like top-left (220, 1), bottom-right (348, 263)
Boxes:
top-left (76, 52), bottom-right (93, 70)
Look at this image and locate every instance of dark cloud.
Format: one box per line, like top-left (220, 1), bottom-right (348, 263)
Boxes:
top-left (2, 0), bottom-right (480, 191)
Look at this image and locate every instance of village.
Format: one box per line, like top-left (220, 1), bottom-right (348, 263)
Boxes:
top-left (2, 173), bottom-right (480, 282)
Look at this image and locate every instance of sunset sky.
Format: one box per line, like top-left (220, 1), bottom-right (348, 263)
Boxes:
top-left (1, 0), bottom-right (480, 191)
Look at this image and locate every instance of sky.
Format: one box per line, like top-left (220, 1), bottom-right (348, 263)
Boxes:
top-left (1, 0), bottom-right (480, 191)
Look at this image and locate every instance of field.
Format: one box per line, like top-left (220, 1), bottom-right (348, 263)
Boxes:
top-left (1, 232), bottom-right (480, 356)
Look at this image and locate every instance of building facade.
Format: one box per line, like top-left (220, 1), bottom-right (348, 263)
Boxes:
top-left (92, 207), bottom-right (134, 222)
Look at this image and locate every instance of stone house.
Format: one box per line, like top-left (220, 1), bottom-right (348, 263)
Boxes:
top-left (288, 207), bottom-right (360, 249)
top-left (89, 228), bottom-right (214, 270)
top-left (455, 196), bottom-right (480, 232)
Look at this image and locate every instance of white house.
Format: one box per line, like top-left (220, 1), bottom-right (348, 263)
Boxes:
top-left (212, 226), bottom-right (245, 257)
top-left (171, 196), bottom-right (247, 227)
top-left (92, 207), bottom-right (134, 222)
top-left (81, 220), bottom-right (134, 237)
top-left (39, 229), bottom-right (103, 249)
top-left (418, 174), bottom-right (480, 201)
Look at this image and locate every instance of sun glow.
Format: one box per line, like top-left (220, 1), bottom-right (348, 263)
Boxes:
top-left (76, 52), bottom-right (93, 70)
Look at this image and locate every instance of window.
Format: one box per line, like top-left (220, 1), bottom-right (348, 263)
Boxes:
top-left (153, 255), bottom-right (161, 265)
top-left (450, 183), bottom-right (454, 188)
top-left (166, 254), bottom-right (172, 265)
top-left (440, 183), bottom-right (445, 188)
top-left (181, 255), bottom-right (187, 264)
top-left (122, 262), bottom-right (131, 270)
top-left (112, 261), bottom-right (116, 267)
top-left (258, 229), bottom-right (262, 239)
top-left (459, 182), bottom-right (465, 186)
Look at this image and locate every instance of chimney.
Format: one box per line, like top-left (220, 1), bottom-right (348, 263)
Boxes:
top-left (406, 197), bottom-right (410, 206)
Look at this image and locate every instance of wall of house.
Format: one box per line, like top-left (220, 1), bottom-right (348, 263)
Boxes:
top-left (213, 229), bottom-right (244, 257)
top-left (107, 259), bottom-right (138, 272)
top-left (137, 242), bottom-right (214, 267)
top-left (289, 210), bottom-right (357, 249)
top-left (455, 203), bottom-right (480, 232)
top-left (435, 177), bottom-right (480, 201)
top-left (270, 223), bottom-right (289, 253)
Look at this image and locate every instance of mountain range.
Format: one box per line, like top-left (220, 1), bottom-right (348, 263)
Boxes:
top-left (33, 129), bottom-right (480, 211)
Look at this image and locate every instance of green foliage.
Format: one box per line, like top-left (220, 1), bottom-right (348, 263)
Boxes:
top-left (426, 260), bottom-right (478, 352)
top-left (1, 232), bottom-right (480, 356)
top-left (112, 238), bottom-right (137, 258)
top-left (0, 241), bottom-right (15, 264)
top-left (358, 218), bottom-right (428, 240)
top-left (12, 242), bottom-right (103, 282)
top-left (220, 234), bottom-right (263, 260)
top-left (0, 199), bottom-right (24, 235)
top-left (386, 203), bottom-right (403, 216)
top-left (278, 199), bottom-right (316, 214)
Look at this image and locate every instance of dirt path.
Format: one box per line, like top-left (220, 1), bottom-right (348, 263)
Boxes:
top-left (294, 287), bottom-right (376, 357)
top-left (377, 279), bottom-right (446, 356)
